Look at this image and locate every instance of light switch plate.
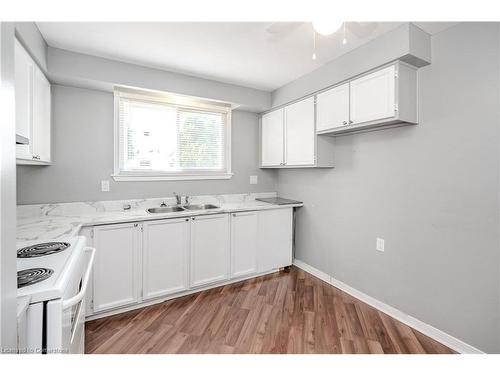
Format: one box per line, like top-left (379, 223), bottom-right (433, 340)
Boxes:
top-left (376, 238), bottom-right (385, 252)
top-left (249, 175), bottom-right (258, 185)
top-left (101, 180), bottom-right (110, 192)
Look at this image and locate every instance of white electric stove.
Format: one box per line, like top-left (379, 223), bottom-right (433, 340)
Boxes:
top-left (17, 236), bottom-right (95, 354)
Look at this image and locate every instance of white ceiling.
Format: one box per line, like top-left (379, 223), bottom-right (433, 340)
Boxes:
top-left (36, 22), bottom-right (458, 92)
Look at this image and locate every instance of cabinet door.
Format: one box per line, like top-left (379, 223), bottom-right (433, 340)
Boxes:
top-left (257, 208), bottom-right (293, 272)
top-left (285, 97), bottom-right (315, 166)
top-left (261, 109), bottom-right (284, 167)
top-left (143, 218), bottom-right (189, 300)
top-left (15, 40), bottom-right (34, 160)
top-left (93, 223), bottom-right (141, 312)
top-left (350, 65), bottom-right (396, 125)
top-left (190, 214), bottom-right (230, 287)
top-left (32, 65), bottom-right (51, 163)
top-left (230, 211), bottom-right (258, 278)
top-left (316, 83), bottom-right (350, 131)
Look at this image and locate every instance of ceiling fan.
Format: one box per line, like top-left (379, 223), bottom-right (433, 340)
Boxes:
top-left (266, 21), bottom-right (378, 59)
top-left (266, 21), bottom-right (378, 38)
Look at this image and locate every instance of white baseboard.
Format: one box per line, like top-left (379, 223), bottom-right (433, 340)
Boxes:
top-left (292, 258), bottom-right (484, 354)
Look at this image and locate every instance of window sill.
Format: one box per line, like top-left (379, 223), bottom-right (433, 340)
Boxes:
top-left (111, 173), bottom-right (234, 182)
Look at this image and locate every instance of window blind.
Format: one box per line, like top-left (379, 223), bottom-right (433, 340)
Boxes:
top-left (117, 94), bottom-right (229, 176)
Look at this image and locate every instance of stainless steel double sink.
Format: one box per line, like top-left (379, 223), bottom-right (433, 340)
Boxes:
top-left (146, 204), bottom-right (219, 214)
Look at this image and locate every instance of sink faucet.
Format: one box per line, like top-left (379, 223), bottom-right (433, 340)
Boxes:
top-left (173, 192), bottom-right (182, 205)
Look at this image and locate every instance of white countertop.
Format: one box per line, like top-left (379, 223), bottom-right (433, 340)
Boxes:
top-left (17, 193), bottom-right (302, 247)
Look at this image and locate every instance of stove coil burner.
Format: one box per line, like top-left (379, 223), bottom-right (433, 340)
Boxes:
top-left (17, 242), bottom-right (70, 258)
top-left (17, 268), bottom-right (54, 288)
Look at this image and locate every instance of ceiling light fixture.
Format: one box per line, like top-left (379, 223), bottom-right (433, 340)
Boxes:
top-left (312, 19), bottom-right (343, 36)
top-left (342, 22), bottom-right (347, 45)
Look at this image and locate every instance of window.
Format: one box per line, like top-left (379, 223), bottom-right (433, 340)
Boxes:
top-left (113, 88), bottom-right (232, 181)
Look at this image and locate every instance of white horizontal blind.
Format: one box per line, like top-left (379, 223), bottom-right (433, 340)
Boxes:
top-left (177, 109), bottom-right (225, 170)
top-left (117, 95), bottom-right (228, 175)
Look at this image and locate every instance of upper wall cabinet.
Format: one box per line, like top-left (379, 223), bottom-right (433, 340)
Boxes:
top-left (260, 97), bottom-right (334, 169)
top-left (316, 82), bottom-right (350, 132)
top-left (261, 108), bottom-right (285, 167)
top-left (15, 39), bottom-right (52, 165)
top-left (350, 64), bottom-right (396, 124)
top-left (15, 39), bottom-right (33, 147)
top-left (316, 62), bottom-right (417, 136)
top-left (284, 97), bottom-right (315, 166)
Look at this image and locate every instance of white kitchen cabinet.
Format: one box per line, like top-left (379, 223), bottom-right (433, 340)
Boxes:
top-left (31, 64), bottom-right (51, 163)
top-left (230, 211), bottom-right (258, 278)
top-left (261, 98), bottom-right (334, 169)
top-left (15, 39), bottom-right (52, 165)
top-left (92, 223), bottom-right (142, 313)
top-left (285, 97), bottom-right (315, 166)
top-left (316, 82), bottom-right (350, 132)
top-left (261, 108), bottom-right (284, 167)
top-left (350, 64), bottom-right (396, 125)
top-left (190, 214), bottom-right (230, 287)
top-left (142, 218), bottom-right (190, 300)
top-left (85, 207), bottom-right (295, 319)
top-left (257, 208), bottom-right (293, 272)
top-left (15, 39), bottom-right (34, 160)
top-left (316, 62), bottom-right (417, 136)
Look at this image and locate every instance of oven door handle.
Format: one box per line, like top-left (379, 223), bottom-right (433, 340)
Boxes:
top-left (62, 246), bottom-right (96, 310)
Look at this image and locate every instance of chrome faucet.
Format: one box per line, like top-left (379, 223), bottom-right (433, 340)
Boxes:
top-left (173, 192), bottom-right (182, 205)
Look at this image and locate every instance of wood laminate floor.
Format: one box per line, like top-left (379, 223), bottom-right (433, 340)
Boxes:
top-left (85, 266), bottom-right (455, 354)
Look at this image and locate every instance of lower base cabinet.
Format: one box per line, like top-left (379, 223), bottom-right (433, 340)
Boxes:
top-left (230, 211), bottom-right (258, 278)
top-left (142, 218), bottom-right (190, 300)
top-left (87, 208), bottom-right (294, 317)
top-left (257, 208), bottom-right (293, 272)
top-left (190, 214), bottom-right (230, 287)
top-left (92, 222), bottom-right (142, 313)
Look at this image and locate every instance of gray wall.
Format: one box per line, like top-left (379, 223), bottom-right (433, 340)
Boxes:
top-left (48, 47), bottom-right (271, 112)
top-left (17, 85), bottom-right (277, 204)
top-left (276, 22), bottom-right (500, 352)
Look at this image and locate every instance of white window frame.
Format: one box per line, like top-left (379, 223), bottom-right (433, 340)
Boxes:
top-left (112, 88), bottom-right (233, 181)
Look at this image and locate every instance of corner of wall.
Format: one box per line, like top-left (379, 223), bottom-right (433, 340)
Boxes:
top-left (14, 22), bottom-right (48, 72)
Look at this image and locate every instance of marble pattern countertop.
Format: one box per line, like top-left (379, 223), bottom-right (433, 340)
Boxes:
top-left (17, 192), bottom-right (302, 247)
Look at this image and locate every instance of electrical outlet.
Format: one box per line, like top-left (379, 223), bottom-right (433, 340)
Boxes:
top-left (101, 180), bottom-right (110, 192)
top-left (376, 238), bottom-right (385, 252)
top-left (249, 175), bottom-right (258, 185)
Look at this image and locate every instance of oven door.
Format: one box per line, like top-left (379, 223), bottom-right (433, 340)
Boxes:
top-left (46, 247), bottom-right (96, 354)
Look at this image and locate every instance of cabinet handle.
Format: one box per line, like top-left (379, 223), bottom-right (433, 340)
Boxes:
top-left (192, 217), bottom-right (195, 220)
top-left (349, 120), bottom-right (353, 124)
top-left (185, 218), bottom-right (189, 222)
top-left (32, 155), bottom-right (40, 160)
top-left (342, 121), bottom-right (347, 125)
